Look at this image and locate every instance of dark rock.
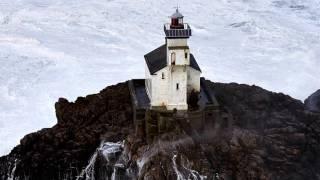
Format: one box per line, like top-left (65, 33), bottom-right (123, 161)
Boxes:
top-left (1, 80), bottom-right (320, 180)
top-left (202, 81), bottom-right (320, 179)
top-left (0, 82), bottom-right (133, 180)
top-left (305, 89), bottom-right (320, 112)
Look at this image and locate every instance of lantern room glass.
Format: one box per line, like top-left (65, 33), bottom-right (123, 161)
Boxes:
top-left (178, 18), bottom-right (183, 25)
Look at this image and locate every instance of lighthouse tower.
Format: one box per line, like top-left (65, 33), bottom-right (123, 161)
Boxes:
top-left (144, 9), bottom-right (201, 110)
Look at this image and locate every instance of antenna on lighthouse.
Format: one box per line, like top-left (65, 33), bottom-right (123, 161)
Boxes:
top-left (174, 4), bottom-right (180, 11)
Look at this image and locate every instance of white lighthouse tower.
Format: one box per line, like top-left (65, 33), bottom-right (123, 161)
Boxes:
top-left (144, 8), bottom-right (201, 110)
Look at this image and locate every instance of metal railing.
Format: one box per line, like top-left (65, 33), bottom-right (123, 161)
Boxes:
top-left (164, 23), bottom-right (192, 38)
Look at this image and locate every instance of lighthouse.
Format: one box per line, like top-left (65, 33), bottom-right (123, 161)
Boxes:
top-left (144, 8), bottom-right (201, 110)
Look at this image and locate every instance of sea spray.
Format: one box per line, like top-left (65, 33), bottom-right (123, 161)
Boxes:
top-left (172, 154), bottom-right (206, 180)
top-left (7, 159), bottom-right (17, 180)
top-left (136, 137), bottom-right (194, 175)
top-left (76, 141), bottom-right (124, 180)
top-left (79, 151), bottom-right (98, 180)
top-left (172, 154), bottom-right (185, 180)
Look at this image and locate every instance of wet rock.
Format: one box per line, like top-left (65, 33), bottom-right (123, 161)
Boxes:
top-left (0, 82), bottom-right (133, 180)
top-left (305, 89), bottom-right (320, 112)
top-left (203, 80), bottom-right (320, 179)
top-left (1, 80), bottom-right (320, 180)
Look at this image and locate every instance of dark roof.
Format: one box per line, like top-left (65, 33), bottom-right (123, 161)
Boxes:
top-left (144, 44), bottom-right (167, 75)
top-left (144, 44), bottom-right (201, 74)
top-left (171, 9), bottom-right (184, 18)
top-left (190, 54), bottom-right (201, 72)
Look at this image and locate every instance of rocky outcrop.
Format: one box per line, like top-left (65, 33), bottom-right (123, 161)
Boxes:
top-left (202, 81), bottom-right (320, 179)
top-left (0, 82), bottom-right (133, 180)
top-left (305, 89), bottom-right (320, 112)
top-left (1, 80), bottom-right (320, 180)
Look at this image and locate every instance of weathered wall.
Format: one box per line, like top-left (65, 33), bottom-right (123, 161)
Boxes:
top-left (166, 38), bottom-right (188, 47)
top-left (168, 66), bottom-right (188, 110)
top-left (149, 68), bottom-right (169, 107)
top-left (187, 67), bottom-right (201, 93)
top-left (149, 65), bottom-right (196, 110)
top-left (168, 48), bottom-right (190, 65)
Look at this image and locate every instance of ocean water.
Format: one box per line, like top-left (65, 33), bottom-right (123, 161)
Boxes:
top-left (0, 0), bottom-right (319, 155)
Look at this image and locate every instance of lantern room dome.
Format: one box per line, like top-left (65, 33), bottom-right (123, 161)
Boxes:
top-left (171, 8), bottom-right (184, 19)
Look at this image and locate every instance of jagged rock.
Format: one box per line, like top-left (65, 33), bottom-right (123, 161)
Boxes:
top-left (0, 82), bottom-right (133, 180)
top-left (305, 89), bottom-right (320, 112)
top-left (1, 80), bottom-right (320, 180)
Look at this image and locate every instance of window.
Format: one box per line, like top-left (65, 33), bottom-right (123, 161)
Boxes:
top-left (176, 83), bottom-right (179, 90)
top-left (185, 52), bottom-right (188, 59)
top-left (162, 72), bottom-right (165, 79)
top-left (171, 52), bottom-right (176, 65)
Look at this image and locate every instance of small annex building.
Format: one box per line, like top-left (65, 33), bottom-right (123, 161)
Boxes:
top-left (144, 8), bottom-right (201, 110)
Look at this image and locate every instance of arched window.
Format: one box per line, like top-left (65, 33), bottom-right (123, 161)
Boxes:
top-left (171, 52), bottom-right (176, 65)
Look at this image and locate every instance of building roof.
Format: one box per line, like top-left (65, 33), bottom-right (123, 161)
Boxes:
top-left (144, 44), bottom-right (167, 75)
top-left (144, 44), bottom-right (201, 75)
top-left (190, 54), bottom-right (201, 72)
top-left (171, 9), bottom-right (184, 19)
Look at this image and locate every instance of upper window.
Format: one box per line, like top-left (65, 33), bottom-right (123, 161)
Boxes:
top-left (162, 72), bottom-right (165, 79)
top-left (176, 83), bottom-right (179, 90)
top-left (185, 52), bottom-right (188, 59)
top-left (171, 52), bottom-right (176, 65)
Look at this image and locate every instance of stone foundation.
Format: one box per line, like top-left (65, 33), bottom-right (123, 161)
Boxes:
top-left (128, 78), bottom-right (233, 144)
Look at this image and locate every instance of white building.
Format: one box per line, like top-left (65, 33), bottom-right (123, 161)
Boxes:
top-left (145, 9), bottom-right (201, 110)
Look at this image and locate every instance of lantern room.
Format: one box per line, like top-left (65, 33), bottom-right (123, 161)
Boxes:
top-left (170, 8), bottom-right (184, 29)
top-left (164, 8), bottom-right (192, 39)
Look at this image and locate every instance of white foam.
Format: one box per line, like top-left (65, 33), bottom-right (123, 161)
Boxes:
top-left (1, 0), bottom-right (320, 155)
